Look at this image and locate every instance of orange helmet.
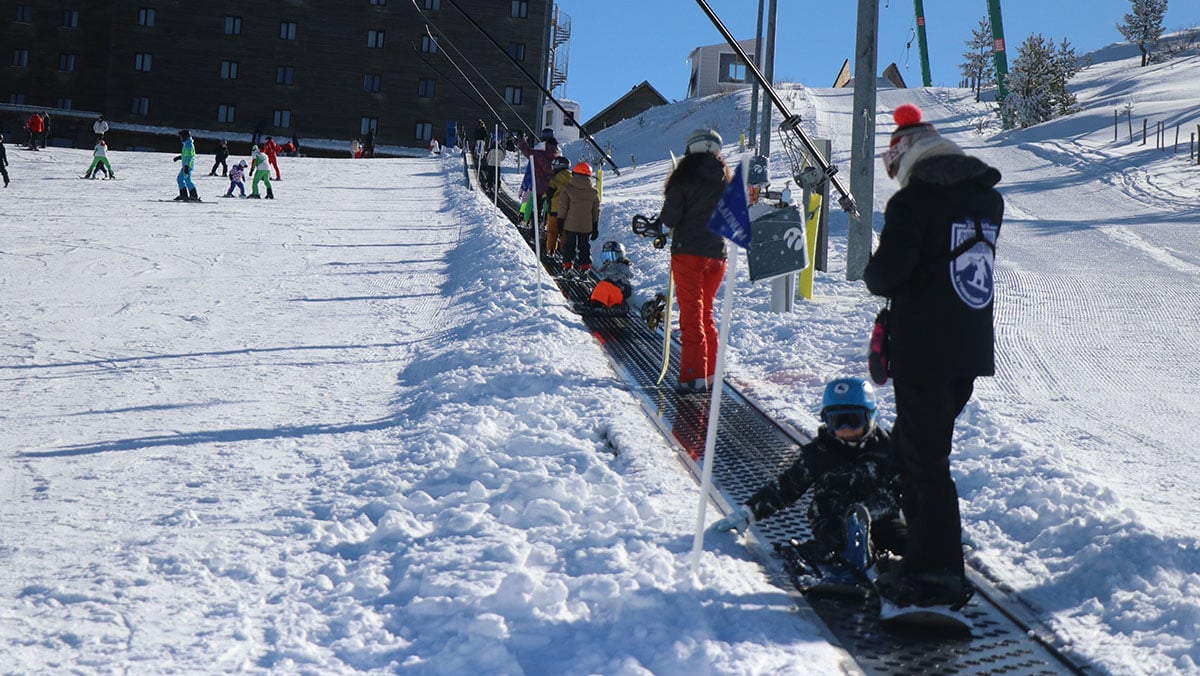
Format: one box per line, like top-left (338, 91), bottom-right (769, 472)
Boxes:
top-left (572, 162), bottom-right (593, 177)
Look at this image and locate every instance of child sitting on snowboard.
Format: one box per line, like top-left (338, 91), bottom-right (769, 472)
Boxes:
top-left (588, 241), bottom-right (635, 310)
top-left (711, 377), bottom-right (906, 567)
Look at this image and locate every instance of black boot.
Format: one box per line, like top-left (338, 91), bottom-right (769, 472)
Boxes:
top-left (173, 187), bottom-right (188, 201)
top-left (187, 188), bottom-right (200, 202)
top-left (265, 187), bottom-right (274, 200)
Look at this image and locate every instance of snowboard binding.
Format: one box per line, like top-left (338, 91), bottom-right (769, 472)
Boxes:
top-left (640, 293), bottom-right (668, 331)
top-left (631, 214), bottom-right (669, 249)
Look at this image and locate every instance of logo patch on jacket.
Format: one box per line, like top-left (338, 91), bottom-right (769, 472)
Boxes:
top-left (949, 219), bottom-right (998, 309)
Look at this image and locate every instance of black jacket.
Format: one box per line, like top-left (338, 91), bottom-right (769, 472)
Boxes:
top-left (745, 425), bottom-right (900, 528)
top-left (863, 154), bottom-right (1004, 380)
top-left (662, 153), bottom-right (728, 260)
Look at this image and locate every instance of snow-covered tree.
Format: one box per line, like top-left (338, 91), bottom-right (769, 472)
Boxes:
top-left (999, 35), bottom-right (1081, 128)
top-left (959, 18), bottom-right (995, 102)
top-left (1117, 0), bottom-right (1168, 66)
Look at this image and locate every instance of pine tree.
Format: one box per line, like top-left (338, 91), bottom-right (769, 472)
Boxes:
top-left (999, 34), bottom-right (1081, 128)
top-left (1117, 0), bottom-right (1169, 66)
top-left (959, 18), bottom-right (995, 102)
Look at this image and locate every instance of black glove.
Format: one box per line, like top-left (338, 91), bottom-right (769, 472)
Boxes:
top-left (590, 224), bottom-right (599, 241)
top-left (173, 155), bottom-right (181, 162)
top-left (183, 165), bottom-right (190, 174)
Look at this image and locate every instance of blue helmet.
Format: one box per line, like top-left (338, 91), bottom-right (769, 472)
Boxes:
top-left (820, 377), bottom-right (878, 432)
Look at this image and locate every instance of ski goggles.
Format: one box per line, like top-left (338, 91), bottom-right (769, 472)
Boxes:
top-left (822, 407), bottom-right (868, 431)
top-left (600, 250), bottom-right (623, 264)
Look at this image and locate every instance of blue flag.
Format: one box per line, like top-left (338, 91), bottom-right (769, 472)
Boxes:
top-left (706, 162), bottom-right (751, 249)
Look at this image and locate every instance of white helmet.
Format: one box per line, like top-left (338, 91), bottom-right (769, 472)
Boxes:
top-left (685, 129), bottom-right (722, 155)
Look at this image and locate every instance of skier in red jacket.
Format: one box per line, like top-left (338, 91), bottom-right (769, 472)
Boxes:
top-left (263, 136), bottom-right (283, 180)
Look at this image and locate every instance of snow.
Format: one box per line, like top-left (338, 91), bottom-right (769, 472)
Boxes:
top-left (2, 37), bottom-right (1199, 674)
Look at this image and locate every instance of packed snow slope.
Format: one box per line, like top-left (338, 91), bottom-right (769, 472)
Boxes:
top-left (0, 37), bottom-right (1197, 674)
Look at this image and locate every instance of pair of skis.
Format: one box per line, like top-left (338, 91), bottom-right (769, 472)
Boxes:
top-left (632, 213), bottom-right (674, 386)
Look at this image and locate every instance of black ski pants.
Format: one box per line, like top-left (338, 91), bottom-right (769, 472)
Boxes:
top-left (891, 376), bottom-right (975, 579)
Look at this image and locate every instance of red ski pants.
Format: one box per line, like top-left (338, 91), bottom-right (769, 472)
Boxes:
top-left (671, 253), bottom-right (727, 383)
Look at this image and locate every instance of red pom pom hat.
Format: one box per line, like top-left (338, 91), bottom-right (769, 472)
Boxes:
top-left (882, 103), bottom-right (939, 179)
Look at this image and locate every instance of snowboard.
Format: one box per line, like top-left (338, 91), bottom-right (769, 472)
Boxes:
top-left (571, 301), bottom-right (630, 318)
top-left (879, 599), bottom-right (972, 634)
top-left (777, 539), bottom-right (872, 598)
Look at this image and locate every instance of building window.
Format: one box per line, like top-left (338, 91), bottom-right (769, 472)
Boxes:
top-left (62, 10), bottom-right (79, 28)
top-left (415, 122), bottom-right (433, 142)
top-left (276, 66), bottom-right (295, 86)
top-left (718, 53), bottom-right (749, 84)
top-left (224, 16), bottom-right (242, 35)
top-left (57, 97), bottom-right (72, 110)
top-left (15, 5), bottom-right (32, 23)
top-left (506, 42), bottom-right (526, 62)
top-left (221, 61), bottom-right (239, 79)
top-left (511, 1), bottom-right (528, 18)
top-left (13, 49), bottom-right (29, 67)
top-left (132, 96), bottom-right (150, 116)
top-left (137, 7), bottom-right (155, 27)
top-left (423, 0), bottom-right (441, 9)
top-left (274, 110), bottom-right (291, 128)
top-left (10, 93), bottom-right (26, 104)
top-left (544, 109), bottom-right (555, 128)
top-left (217, 104), bottom-right (236, 124)
top-left (367, 30), bottom-right (385, 48)
top-left (370, 0), bottom-right (386, 5)
top-left (363, 73), bottom-right (382, 92)
top-left (134, 53), bottom-right (153, 72)
top-left (58, 53), bottom-right (77, 72)
top-left (361, 117), bottom-right (378, 135)
top-left (418, 78), bottom-right (436, 98)
top-left (504, 86), bottom-right (523, 105)
top-left (420, 35), bottom-right (438, 53)
top-left (279, 22), bottom-right (297, 40)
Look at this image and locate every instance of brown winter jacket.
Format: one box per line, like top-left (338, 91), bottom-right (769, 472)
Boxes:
top-left (558, 173), bottom-right (600, 234)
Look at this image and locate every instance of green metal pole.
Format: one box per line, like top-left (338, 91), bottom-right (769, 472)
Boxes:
top-left (987, 0), bottom-right (1009, 102)
top-left (913, 0), bottom-right (932, 87)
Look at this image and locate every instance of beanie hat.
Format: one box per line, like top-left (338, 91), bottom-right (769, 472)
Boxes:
top-left (882, 103), bottom-right (961, 184)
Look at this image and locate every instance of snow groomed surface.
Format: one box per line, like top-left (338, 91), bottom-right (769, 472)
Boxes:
top-left (487, 182), bottom-right (1086, 675)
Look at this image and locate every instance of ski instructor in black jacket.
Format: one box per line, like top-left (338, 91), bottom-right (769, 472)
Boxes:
top-left (863, 103), bottom-right (1004, 612)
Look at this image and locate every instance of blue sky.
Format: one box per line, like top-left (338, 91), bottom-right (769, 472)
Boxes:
top-left (553, 0), bottom-right (1200, 121)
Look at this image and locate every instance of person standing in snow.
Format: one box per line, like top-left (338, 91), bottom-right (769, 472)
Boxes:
top-left (517, 128), bottom-right (561, 221)
top-left (660, 129), bottom-right (730, 394)
top-left (84, 139), bottom-right (115, 179)
top-left (172, 129), bottom-right (198, 201)
top-left (556, 162), bottom-right (601, 278)
top-left (544, 155), bottom-right (573, 257)
top-left (262, 136), bottom-right (283, 180)
top-left (224, 160), bottom-right (248, 198)
top-left (711, 377), bottom-right (906, 563)
top-left (25, 112), bottom-right (43, 151)
top-left (0, 133), bottom-right (9, 187)
top-left (92, 115), bottom-right (109, 141)
top-left (248, 145), bottom-right (274, 199)
top-left (210, 139), bottom-right (230, 177)
top-left (863, 103), bottom-right (1003, 612)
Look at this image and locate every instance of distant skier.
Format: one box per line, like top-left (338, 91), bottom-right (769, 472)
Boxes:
top-left (711, 378), bottom-right (906, 569)
top-left (224, 160), bottom-right (248, 198)
top-left (172, 129), bottom-right (198, 201)
top-left (544, 155), bottom-right (573, 256)
top-left (0, 133), bottom-right (9, 187)
top-left (556, 162), bottom-right (600, 278)
top-left (247, 145), bottom-right (274, 199)
top-left (864, 103), bottom-right (1003, 613)
top-left (209, 139), bottom-right (230, 177)
top-left (263, 136), bottom-right (283, 180)
top-left (92, 115), bottom-right (108, 141)
top-left (84, 139), bottom-right (115, 180)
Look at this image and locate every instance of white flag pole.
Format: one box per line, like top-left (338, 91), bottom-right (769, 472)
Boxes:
top-left (529, 158), bottom-right (542, 311)
top-left (690, 158), bottom-right (749, 578)
top-left (690, 247), bottom-right (739, 577)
